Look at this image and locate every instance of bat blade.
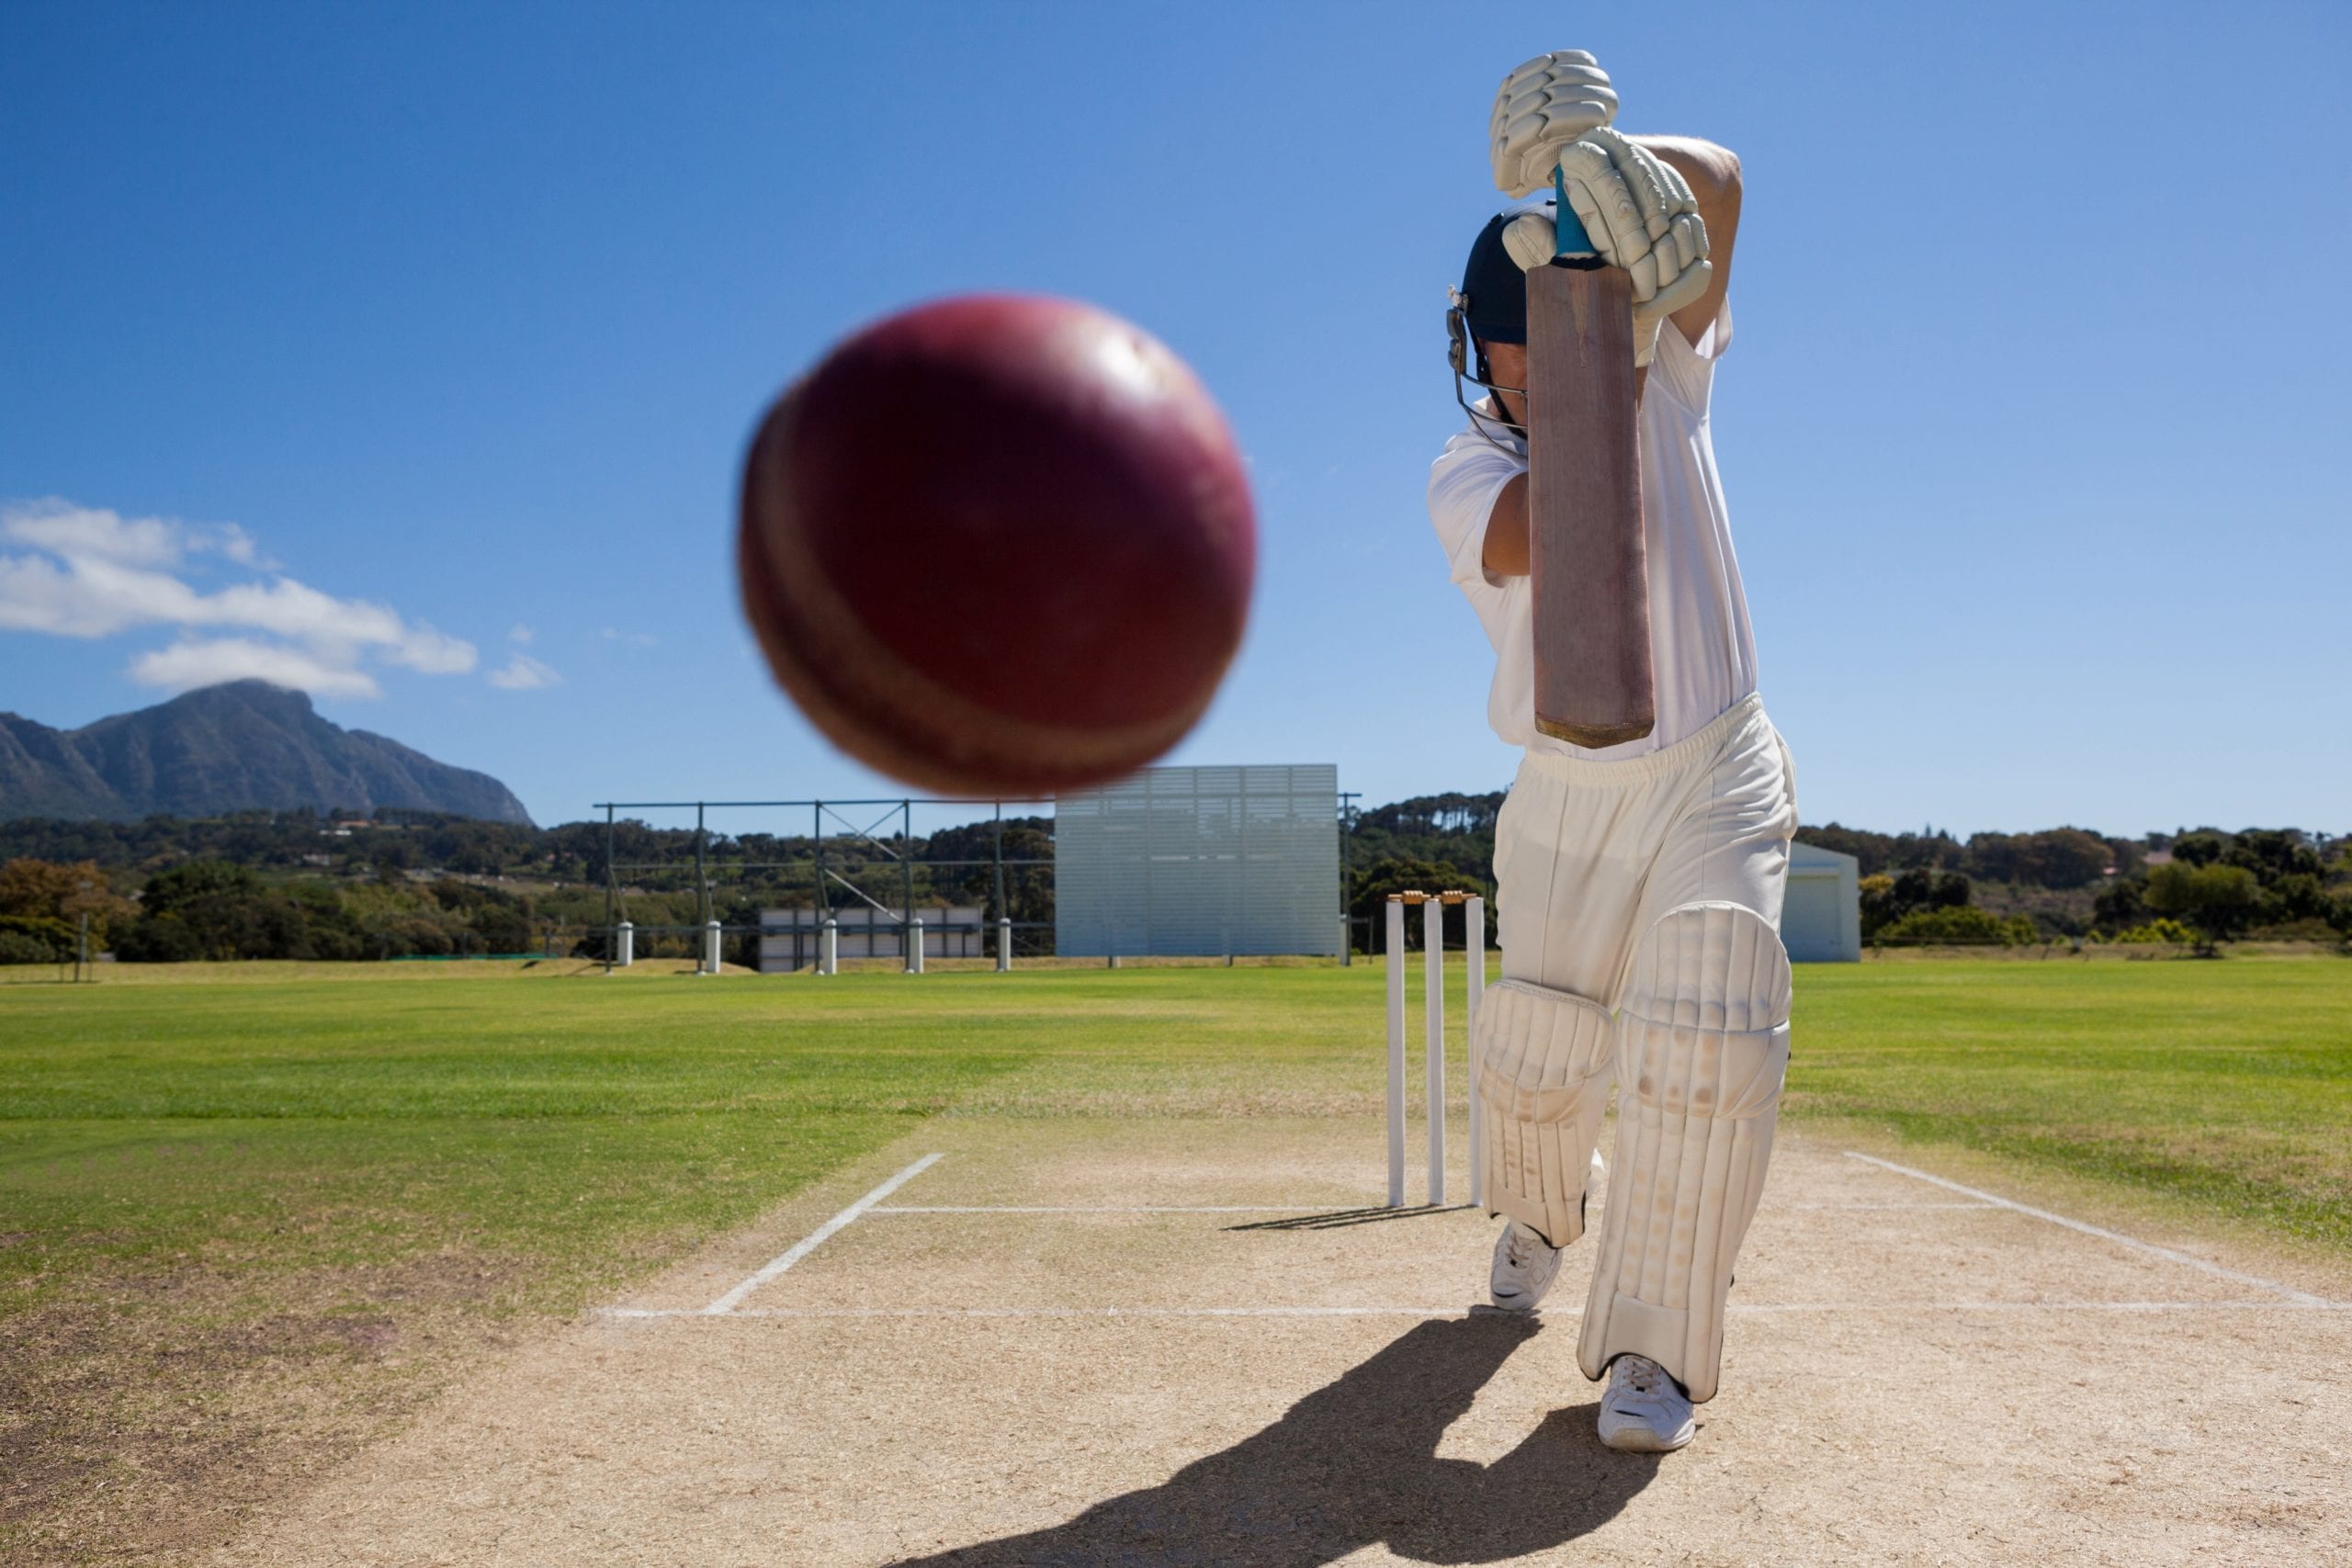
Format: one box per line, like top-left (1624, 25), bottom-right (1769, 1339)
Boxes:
top-left (1525, 261), bottom-right (1654, 750)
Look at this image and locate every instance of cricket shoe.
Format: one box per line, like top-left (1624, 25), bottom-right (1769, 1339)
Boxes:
top-left (1597, 1354), bottom-right (1695, 1452)
top-left (1487, 1220), bottom-right (1562, 1312)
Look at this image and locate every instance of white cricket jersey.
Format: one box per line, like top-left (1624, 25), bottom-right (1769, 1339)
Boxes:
top-left (1425, 304), bottom-right (1758, 759)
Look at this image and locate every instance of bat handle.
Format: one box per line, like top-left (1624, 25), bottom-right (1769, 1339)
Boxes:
top-left (1552, 166), bottom-right (1600, 262)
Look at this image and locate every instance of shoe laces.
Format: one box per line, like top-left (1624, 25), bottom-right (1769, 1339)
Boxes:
top-left (1614, 1355), bottom-right (1673, 1401)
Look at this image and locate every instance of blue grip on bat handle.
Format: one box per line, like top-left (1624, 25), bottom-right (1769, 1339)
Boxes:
top-left (1552, 166), bottom-right (1598, 259)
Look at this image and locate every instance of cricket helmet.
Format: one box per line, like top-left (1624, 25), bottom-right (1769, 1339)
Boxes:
top-left (1446, 200), bottom-right (1553, 446)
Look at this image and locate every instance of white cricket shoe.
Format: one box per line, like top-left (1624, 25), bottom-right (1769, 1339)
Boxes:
top-left (1597, 1353), bottom-right (1695, 1452)
top-left (1487, 1220), bottom-right (1562, 1312)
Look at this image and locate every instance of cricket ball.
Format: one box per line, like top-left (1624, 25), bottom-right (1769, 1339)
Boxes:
top-left (739, 294), bottom-right (1255, 795)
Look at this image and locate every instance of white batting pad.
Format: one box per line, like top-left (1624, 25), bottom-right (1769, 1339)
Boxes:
top-left (1578, 902), bottom-right (1792, 1403)
top-left (1474, 977), bottom-right (1615, 1246)
top-left (1490, 51), bottom-right (1619, 198)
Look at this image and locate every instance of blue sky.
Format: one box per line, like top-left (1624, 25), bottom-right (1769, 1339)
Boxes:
top-left (4, 0), bottom-right (2345, 837)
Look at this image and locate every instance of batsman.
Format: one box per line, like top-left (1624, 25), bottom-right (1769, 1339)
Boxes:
top-left (1430, 51), bottom-right (1797, 1453)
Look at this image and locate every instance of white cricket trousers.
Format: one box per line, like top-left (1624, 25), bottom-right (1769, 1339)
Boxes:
top-left (1482, 694), bottom-right (1797, 1401)
top-left (1494, 694), bottom-right (1796, 1002)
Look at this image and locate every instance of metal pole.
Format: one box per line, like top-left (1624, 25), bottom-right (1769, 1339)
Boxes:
top-left (901, 798), bottom-right (914, 963)
top-left (695, 803), bottom-right (709, 936)
top-left (1231, 773), bottom-right (1244, 964)
top-left (617, 920), bottom-right (634, 967)
top-left (1425, 897), bottom-right (1444, 1206)
top-left (704, 919), bottom-right (721, 976)
top-left (603, 803), bottom-right (616, 975)
top-left (820, 917), bottom-right (837, 976)
top-left (991, 803), bottom-right (1007, 957)
top-left (1385, 897), bottom-right (1406, 1208)
top-left (906, 916), bottom-right (924, 975)
top-left (1465, 895), bottom-right (1487, 1208)
top-left (1339, 790), bottom-right (1357, 966)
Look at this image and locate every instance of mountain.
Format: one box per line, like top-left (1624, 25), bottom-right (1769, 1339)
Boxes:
top-left (0, 682), bottom-right (533, 825)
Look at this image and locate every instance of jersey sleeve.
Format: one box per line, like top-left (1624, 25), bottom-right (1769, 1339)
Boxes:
top-left (1427, 429), bottom-right (1525, 593)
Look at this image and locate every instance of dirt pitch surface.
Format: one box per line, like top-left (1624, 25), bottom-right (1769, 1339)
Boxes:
top-left (209, 1117), bottom-right (2351, 1566)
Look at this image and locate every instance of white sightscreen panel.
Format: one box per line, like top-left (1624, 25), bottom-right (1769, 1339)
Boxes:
top-left (1055, 764), bottom-right (1340, 956)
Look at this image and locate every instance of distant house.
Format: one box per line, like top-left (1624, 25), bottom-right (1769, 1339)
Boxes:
top-left (757, 906), bottom-right (985, 972)
top-left (1785, 842), bottom-right (1860, 962)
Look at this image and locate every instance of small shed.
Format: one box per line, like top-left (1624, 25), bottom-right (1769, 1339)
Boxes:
top-left (1784, 841), bottom-right (1861, 962)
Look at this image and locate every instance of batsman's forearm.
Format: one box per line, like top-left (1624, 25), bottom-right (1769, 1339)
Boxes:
top-left (1629, 135), bottom-right (1740, 341)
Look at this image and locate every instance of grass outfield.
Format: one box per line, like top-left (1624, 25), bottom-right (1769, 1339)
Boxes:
top-left (3, 956), bottom-right (2348, 1558)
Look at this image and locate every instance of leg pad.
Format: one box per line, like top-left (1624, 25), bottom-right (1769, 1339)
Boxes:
top-left (1578, 902), bottom-right (1791, 1403)
top-left (1475, 977), bottom-right (1614, 1246)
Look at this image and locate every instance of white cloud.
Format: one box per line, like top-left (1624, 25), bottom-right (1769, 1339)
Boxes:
top-left (508, 623), bottom-right (534, 644)
top-left (212, 524), bottom-right (262, 566)
top-left (130, 637), bottom-right (383, 699)
top-left (2, 502), bottom-right (185, 568)
top-left (1, 498), bottom-right (266, 570)
top-left (0, 496), bottom-right (480, 700)
top-left (487, 652), bottom-right (561, 691)
top-left (388, 625), bottom-right (478, 674)
top-left (600, 626), bottom-right (658, 647)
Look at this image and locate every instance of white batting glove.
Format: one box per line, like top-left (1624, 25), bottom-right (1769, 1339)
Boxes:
top-left (1498, 132), bottom-right (1713, 367)
top-left (1490, 51), bottom-right (1619, 199)
top-left (1555, 129), bottom-right (1711, 313)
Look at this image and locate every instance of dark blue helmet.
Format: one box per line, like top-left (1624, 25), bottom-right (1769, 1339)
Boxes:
top-left (1456, 200), bottom-right (1554, 345)
top-left (1445, 201), bottom-right (1553, 446)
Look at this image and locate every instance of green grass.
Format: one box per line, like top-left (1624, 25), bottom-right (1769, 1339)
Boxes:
top-left (1790, 954), bottom-right (2352, 1250)
top-left (6, 956), bottom-right (2350, 1317)
top-left (3, 955), bottom-right (2348, 1561)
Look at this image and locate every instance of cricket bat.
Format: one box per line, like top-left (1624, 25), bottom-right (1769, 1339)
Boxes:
top-left (1526, 196), bottom-right (1654, 749)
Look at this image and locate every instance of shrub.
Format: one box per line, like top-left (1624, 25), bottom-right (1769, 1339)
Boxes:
top-left (2110, 918), bottom-right (2197, 945)
top-left (114, 915), bottom-right (207, 962)
top-left (470, 904), bottom-right (534, 954)
top-left (0, 914), bottom-right (76, 960)
top-left (1348, 857), bottom-right (1488, 952)
top-left (2144, 862), bottom-right (2261, 950)
top-left (1875, 906), bottom-right (2035, 946)
top-left (0, 930), bottom-right (59, 964)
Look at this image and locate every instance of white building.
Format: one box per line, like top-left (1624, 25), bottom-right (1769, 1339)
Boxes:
top-left (757, 905), bottom-right (985, 973)
top-left (1784, 841), bottom-right (1861, 962)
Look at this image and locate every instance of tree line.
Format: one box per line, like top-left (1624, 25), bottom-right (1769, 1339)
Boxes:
top-left (0, 808), bottom-right (1056, 964)
top-left (1, 802), bottom-right (2343, 964)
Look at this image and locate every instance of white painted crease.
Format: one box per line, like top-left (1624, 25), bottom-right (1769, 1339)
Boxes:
top-left (1778, 1213), bottom-right (2004, 1222)
top-left (702, 1153), bottom-right (944, 1314)
top-left (868, 1204), bottom-right (1371, 1215)
top-left (1842, 1151), bottom-right (2334, 1307)
top-left (594, 1299), bottom-right (2352, 1323)
top-left (865, 1213), bottom-right (1947, 1222)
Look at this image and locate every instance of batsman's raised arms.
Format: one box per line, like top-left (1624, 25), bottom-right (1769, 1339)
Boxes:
top-left (1495, 138), bottom-right (1713, 368)
top-left (1552, 129), bottom-right (1710, 317)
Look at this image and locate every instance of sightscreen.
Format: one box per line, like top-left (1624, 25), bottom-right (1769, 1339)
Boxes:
top-left (1054, 764), bottom-right (1341, 957)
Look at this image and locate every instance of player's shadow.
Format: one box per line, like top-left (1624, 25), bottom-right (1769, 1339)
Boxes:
top-left (881, 1314), bottom-right (1657, 1567)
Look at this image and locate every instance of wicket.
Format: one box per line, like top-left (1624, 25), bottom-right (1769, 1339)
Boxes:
top-left (1385, 889), bottom-right (1487, 1209)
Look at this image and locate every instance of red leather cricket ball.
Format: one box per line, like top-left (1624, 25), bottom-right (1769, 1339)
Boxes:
top-left (739, 294), bottom-right (1256, 795)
